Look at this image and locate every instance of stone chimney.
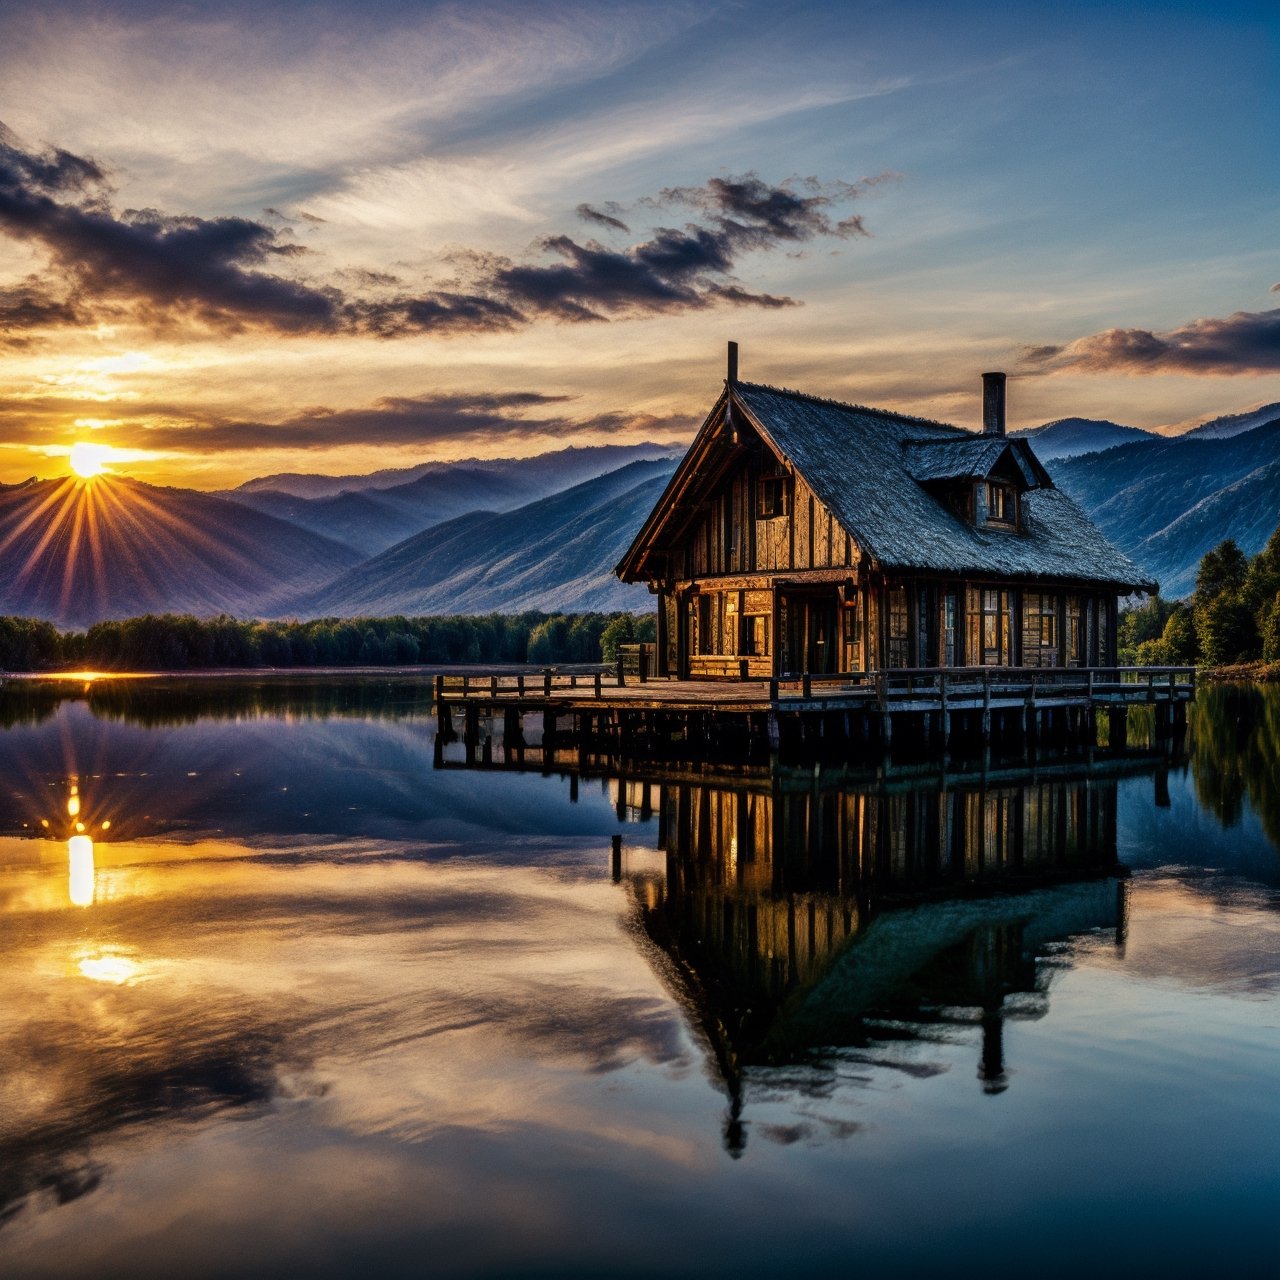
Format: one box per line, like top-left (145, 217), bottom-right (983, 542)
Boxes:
top-left (727, 340), bottom-right (739, 383)
top-left (982, 371), bottom-right (1006, 436)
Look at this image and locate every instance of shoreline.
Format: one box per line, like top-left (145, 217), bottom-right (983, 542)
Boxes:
top-left (1202, 660), bottom-right (1280, 684)
top-left (0, 662), bottom-right (611, 683)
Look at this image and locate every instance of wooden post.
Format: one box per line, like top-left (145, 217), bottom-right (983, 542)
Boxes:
top-left (611, 833), bottom-right (623, 882)
top-left (594, 671), bottom-right (602, 698)
top-left (543, 669), bottom-right (552, 697)
top-left (981, 668), bottom-right (992, 744)
top-left (1111, 704), bottom-right (1128, 749)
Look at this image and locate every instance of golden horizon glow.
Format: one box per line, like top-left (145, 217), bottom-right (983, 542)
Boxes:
top-left (69, 441), bottom-right (112, 479)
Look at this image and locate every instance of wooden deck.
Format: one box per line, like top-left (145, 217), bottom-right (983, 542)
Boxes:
top-left (433, 665), bottom-right (1195, 761)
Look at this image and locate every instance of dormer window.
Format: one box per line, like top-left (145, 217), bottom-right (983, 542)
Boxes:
top-left (758, 475), bottom-right (789, 518)
top-left (986, 481), bottom-right (1016, 528)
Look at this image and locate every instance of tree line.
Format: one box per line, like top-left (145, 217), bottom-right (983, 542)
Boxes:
top-left (0, 611), bottom-right (657, 673)
top-left (1120, 523), bottom-right (1280, 667)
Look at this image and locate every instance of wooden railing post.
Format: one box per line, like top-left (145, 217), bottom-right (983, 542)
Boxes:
top-left (543, 669), bottom-right (552, 697)
top-left (802, 672), bottom-right (812, 699)
top-left (594, 671), bottom-right (602, 698)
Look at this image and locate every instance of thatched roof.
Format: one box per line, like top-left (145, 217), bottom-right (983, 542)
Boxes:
top-left (618, 380), bottom-right (1156, 593)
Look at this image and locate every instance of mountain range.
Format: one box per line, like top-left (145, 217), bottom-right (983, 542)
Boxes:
top-left (0, 411), bottom-right (1275, 627)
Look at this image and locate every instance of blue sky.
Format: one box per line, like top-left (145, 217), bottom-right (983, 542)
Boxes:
top-left (0, 0), bottom-right (1275, 485)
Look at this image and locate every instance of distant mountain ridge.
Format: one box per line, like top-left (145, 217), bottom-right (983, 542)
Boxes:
top-left (232, 442), bottom-right (680, 499)
top-left (1179, 402), bottom-right (1280, 441)
top-left (1050, 419), bottom-right (1280, 596)
top-left (1010, 417), bottom-right (1158, 461)
top-left (280, 458), bottom-right (676, 617)
top-left (223, 442), bottom-right (683, 557)
top-left (0, 476), bottom-right (360, 627)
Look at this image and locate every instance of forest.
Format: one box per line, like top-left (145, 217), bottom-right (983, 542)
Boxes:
top-left (0, 610), bottom-right (656, 673)
top-left (1120, 523), bottom-right (1280, 668)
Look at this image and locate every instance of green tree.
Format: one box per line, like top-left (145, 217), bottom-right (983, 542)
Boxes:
top-left (1196, 590), bottom-right (1258, 666)
top-left (1196, 539), bottom-right (1249, 601)
top-left (599, 614), bottom-right (636, 662)
top-left (1160, 605), bottom-right (1197, 664)
top-left (1260, 592), bottom-right (1280, 663)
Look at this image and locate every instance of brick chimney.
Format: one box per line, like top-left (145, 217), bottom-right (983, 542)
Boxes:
top-left (982, 371), bottom-right (1006, 436)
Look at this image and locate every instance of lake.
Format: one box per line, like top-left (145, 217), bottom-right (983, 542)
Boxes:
top-left (0, 677), bottom-right (1276, 1278)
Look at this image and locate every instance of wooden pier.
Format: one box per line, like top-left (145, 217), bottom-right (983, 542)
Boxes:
top-left (433, 665), bottom-right (1195, 763)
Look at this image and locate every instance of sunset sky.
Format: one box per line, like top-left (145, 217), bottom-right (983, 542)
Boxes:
top-left (1, 0), bottom-right (1275, 489)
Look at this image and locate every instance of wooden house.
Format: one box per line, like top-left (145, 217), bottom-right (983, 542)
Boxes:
top-left (616, 346), bottom-right (1155, 679)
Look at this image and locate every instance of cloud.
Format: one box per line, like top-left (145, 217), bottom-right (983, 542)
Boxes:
top-left (576, 202), bottom-right (629, 232)
top-left (468, 173), bottom-right (891, 322)
top-left (0, 389), bottom-right (695, 455)
top-left (1023, 307), bottom-right (1280, 377)
top-left (1, 123), bottom-right (885, 341)
top-left (1, 125), bottom-right (350, 335)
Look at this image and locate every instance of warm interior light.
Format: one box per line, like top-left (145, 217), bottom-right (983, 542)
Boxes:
top-left (69, 441), bottom-right (111, 479)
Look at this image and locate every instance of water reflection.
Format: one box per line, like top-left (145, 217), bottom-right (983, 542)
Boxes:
top-left (622, 769), bottom-right (1128, 1151)
top-left (66, 835), bottom-right (93, 907)
top-left (0, 680), bottom-right (1275, 1277)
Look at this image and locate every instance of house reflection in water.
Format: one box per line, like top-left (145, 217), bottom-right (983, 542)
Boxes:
top-left (620, 767), bottom-right (1127, 1150)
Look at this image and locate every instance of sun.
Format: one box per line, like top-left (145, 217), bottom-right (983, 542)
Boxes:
top-left (69, 441), bottom-right (112, 479)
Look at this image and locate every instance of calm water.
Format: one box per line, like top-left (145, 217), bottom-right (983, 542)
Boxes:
top-left (0, 678), bottom-right (1276, 1278)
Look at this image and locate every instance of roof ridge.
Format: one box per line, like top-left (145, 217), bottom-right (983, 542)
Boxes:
top-left (734, 379), bottom-right (968, 433)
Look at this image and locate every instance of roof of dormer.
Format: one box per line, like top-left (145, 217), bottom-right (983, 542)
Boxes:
top-left (902, 437), bottom-right (1052, 488)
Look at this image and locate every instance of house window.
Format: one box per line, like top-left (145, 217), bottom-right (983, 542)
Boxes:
top-left (941, 592), bottom-right (958, 666)
top-left (758, 475), bottom-right (789, 518)
top-left (748, 614), bottom-right (770, 657)
top-left (1022, 593), bottom-right (1059, 666)
top-left (986, 482), bottom-right (1015, 526)
top-left (1066, 596), bottom-right (1084, 666)
top-left (841, 596), bottom-right (862, 672)
top-left (887, 588), bottom-right (910, 669)
top-left (967, 586), bottom-right (1011, 666)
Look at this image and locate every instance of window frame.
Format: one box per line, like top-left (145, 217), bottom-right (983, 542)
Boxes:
top-left (757, 474), bottom-right (790, 519)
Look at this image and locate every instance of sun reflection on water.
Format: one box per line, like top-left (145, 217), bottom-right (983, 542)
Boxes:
top-left (68, 834), bottom-right (95, 907)
top-left (76, 951), bottom-right (141, 985)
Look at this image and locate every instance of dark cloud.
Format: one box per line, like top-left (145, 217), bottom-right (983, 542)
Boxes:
top-left (0, 389), bottom-right (694, 455)
top-left (0, 281), bottom-right (83, 344)
top-left (659, 173), bottom-right (892, 247)
top-left (468, 172), bottom-right (892, 322)
top-left (1023, 307), bottom-right (1280, 377)
top-left (0, 127), bottom-right (348, 335)
top-left (0, 124), bottom-right (884, 341)
top-left (576, 202), bottom-right (630, 232)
